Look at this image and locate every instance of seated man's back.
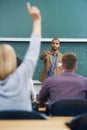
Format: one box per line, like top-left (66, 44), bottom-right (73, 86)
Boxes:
top-left (38, 53), bottom-right (87, 105)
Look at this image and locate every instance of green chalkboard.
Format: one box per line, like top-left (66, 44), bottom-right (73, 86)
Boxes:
top-left (0, 0), bottom-right (87, 80)
top-left (36, 42), bottom-right (87, 80)
top-left (0, 0), bottom-right (87, 38)
top-left (0, 41), bottom-right (87, 80)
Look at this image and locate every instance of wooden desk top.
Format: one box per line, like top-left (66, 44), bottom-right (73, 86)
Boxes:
top-left (0, 116), bottom-right (73, 130)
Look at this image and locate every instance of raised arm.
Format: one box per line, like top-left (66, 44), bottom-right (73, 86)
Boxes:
top-left (26, 2), bottom-right (41, 35)
top-left (16, 3), bottom-right (42, 80)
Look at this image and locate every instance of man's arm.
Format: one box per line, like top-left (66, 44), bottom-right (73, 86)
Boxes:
top-left (38, 80), bottom-right (49, 105)
top-left (40, 51), bottom-right (50, 61)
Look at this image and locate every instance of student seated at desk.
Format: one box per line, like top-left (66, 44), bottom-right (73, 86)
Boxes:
top-left (38, 53), bottom-right (87, 106)
top-left (0, 2), bottom-right (41, 111)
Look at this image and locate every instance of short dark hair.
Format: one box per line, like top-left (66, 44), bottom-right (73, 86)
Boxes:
top-left (51, 38), bottom-right (60, 44)
top-left (62, 53), bottom-right (77, 70)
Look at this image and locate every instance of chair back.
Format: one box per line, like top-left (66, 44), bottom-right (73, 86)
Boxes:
top-left (66, 113), bottom-right (87, 130)
top-left (48, 99), bottom-right (87, 116)
top-left (0, 110), bottom-right (47, 120)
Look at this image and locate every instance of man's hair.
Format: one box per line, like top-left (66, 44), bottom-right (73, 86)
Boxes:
top-left (51, 38), bottom-right (60, 44)
top-left (62, 53), bottom-right (77, 70)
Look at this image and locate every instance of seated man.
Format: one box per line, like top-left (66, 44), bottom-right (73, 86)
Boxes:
top-left (38, 53), bottom-right (87, 106)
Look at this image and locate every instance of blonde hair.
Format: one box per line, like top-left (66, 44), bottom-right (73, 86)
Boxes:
top-left (0, 44), bottom-right (17, 80)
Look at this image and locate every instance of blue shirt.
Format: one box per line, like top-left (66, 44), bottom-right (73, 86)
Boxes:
top-left (47, 54), bottom-right (57, 77)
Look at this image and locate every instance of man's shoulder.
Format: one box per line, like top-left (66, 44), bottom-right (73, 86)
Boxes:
top-left (45, 75), bottom-right (58, 83)
top-left (78, 74), bottom-right (87, 80)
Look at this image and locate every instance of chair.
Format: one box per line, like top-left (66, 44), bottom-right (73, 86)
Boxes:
top-left (48, 98), bottom-right (87, 116)
top-left (0, 110), bottom-right (47, 120)
top-left (66, 113), bottom-right (87, 130)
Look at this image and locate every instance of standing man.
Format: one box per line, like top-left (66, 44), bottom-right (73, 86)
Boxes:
top-left (38, 53), bottom-right (87, 106)
top-left (39, 38), bottom-right (63, 82)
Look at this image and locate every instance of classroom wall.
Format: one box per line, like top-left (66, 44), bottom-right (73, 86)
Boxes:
top-left (0, 0), bottom-right (87, 38)
top-left (0, 41), bottom-right (87, 80)
top-left (0, 0), bottom-right (87, 80)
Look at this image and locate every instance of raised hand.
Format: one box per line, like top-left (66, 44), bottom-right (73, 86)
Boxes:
top-left (26, 2), bottom-right (41, 22)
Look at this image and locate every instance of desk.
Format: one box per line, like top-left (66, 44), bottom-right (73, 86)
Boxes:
top-left (0, 117), bottom-right (73, 130)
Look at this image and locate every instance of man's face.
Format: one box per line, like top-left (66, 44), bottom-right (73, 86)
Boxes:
top-left (51, 39), bottom-right (60, 51)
